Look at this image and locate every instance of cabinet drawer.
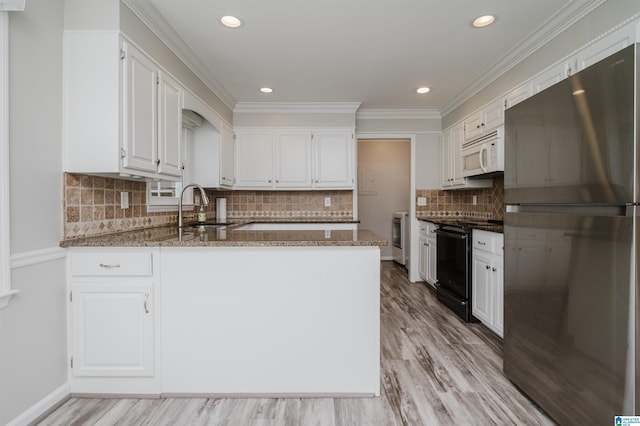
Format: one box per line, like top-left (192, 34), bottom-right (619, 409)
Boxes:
top-left (70, 252), bottom-right (153, 277)
top-left (419, 221), bottom-right (428, 234)
top-left (473, 230), bottom-right (503, 255)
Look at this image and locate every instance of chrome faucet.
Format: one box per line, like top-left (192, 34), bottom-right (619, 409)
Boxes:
top-left (178, 183), bottom-right (210, 228)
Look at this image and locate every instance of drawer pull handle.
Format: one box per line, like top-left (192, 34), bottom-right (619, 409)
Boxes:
top-left (478, 241), bottom-right (486, 245)
top-left (99, 263), bottom-right (121, 268)
top-left (144, 293), bottom-right (150, 314)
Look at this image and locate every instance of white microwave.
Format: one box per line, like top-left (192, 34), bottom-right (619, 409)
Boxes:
top-left (461, 127), bottom-right (504, 177)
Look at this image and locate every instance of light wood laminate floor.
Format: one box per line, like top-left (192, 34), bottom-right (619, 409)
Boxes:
top-left (38, 261), bottom-right (554, 426)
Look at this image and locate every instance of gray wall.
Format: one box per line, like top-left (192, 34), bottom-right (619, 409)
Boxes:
top-left (443, 0), bottom-right (640, 127)
top-left (0, 0), bottom-right (68, 424)
top-left (357, 140), bottom-right (410, 259)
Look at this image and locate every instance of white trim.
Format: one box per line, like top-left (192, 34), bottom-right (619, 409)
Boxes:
top-left (356, 109), bottom-right (440, 120)
top-left (6, 383), bottom-right (71, 426)
top-left (10, 247), bottom-right (67, 270)
top-left (0, 11), bottom-right (14, 308)
top-left (440, 0), bottom-right (608, 116)
top-left (233, 102), bottom-right (361, 114)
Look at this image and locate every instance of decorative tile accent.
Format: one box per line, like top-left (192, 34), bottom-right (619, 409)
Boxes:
top-left (415, 177), bottom-right (504, 220)
top-left (205, 190), bottom-right (353, 220)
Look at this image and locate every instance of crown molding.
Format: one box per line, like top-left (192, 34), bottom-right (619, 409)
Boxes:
top-left (234, 102), bottom-right (361, 114)
top-left (122, 0), bottom-right (236, 111)
top-left (356, 109), bottom-right (440, 120)
top-left (440, 0), bottom-right (608, 116)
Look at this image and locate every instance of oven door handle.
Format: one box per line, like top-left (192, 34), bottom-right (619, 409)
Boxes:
top-left (435, 229), bottom-right (467, 240)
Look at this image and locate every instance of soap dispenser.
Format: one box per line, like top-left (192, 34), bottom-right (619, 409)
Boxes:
top-left (197, 205), bottom-right (207, 223)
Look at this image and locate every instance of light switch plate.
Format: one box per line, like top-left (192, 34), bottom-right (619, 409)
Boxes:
top-left (324, 197), bottom-right (331, 207)
top-left (120, 191), bottom-right (129, 209)
top-left (473, 195), bottom-right (477, 205)
top-left (417, 197), bottom-right (427, 206)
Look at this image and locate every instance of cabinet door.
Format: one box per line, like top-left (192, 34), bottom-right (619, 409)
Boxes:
top-left (450, 124), bottom-right (465, 186)
top-left (505, 83), bottom-right (531, 109)
top-left (313, 131), bottom-right (354, 189)
top-left (123, 43), bottom-right (158, 173)
top-left (418, 236), bottom-right (427, 281)
top-left (426, 236), bottom-right (437, 285)
top-left (441, 129), bottom-right (452, 187)
top-left (158, 71), bottom-right (184, 177)
top-left (472, 252), bottom-right (493, 325)
top-left (71, 283), bottom-right (153, 377)
top-left (235, 131), bottom-right (274, 188)
top-left (274, 131), bottom-right (312, 188)
top-left (464, 114), bottom-right (483, 141)
top-left (493, 258), bottom-right (504, 338)
top-left (482, 99), bottom-right (504, 132)
top-left (220, 123), bottom-right (235, 188)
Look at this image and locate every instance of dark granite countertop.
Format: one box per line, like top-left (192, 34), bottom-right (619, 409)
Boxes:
top-left (417, 215), bottom-right (504, 234)
top-left (60, 221), bottom-right (386, 248)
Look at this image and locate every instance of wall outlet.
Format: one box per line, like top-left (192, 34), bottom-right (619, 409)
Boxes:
top-left (324, 197), bottom-right (331, 207)
top-left (120, 191), bottom-right (129, 209)
top-left (194, 195), bottom-right (200, 205)
top-left (472, 195), bottom-right (477, 205)
top-left (417, 197), bottom-right (427, 206)
top-left (324, 230), bottom-right (331, 239)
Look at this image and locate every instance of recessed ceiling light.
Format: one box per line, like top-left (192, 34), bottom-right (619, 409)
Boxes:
top-left (472, 14), bottom-right (496, 28)
top-left (416, 87), bottom-right (431, 94)
top-left (260, 87), bottom-right (274, 93)
top-left (220, 15), bottom-right (242, 28)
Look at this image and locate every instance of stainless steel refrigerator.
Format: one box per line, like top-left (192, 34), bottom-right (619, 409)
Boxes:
top-left (504, 44), bottom-right (638, 424)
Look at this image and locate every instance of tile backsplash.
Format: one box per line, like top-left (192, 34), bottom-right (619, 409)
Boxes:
top-left (63, 173), bottom-right (354, 239)
top-left (416, 178), bottom-right (504, 220)
top-left (63, 173), bottom-right (176, 239)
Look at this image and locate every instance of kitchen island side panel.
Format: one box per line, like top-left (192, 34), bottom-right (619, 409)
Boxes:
top-left (160, 246), bottom-right (381, 396)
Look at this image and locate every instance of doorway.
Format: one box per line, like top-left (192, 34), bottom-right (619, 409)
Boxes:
top-left (357, 139), bottom-right (410, 260)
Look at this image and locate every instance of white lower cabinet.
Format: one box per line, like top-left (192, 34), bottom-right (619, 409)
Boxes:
top-left (418, 221), bottom-right (437, 286)
top-left (71, 283), bottom-right (153, 377)
top-left (472, 230), bottom-right (504, 338)
top-left (68, 248), bottom-right (160, 394)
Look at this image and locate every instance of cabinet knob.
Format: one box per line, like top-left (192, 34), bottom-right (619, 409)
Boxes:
top-left (268, 179), bottom-right (272, 183)
top-left (276, 179), bottom-right (280, 183)
top-left (492, 267), bottom-right (497, 272)
top-left (476, 125), bottom-right (481, 129)
top-left (485, 265), bottom-right (491, 270)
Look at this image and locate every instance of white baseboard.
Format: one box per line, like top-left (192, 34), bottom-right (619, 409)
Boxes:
top-left (381, 255), bottom-right (394, 261)
top-left (7, 382), bottom-right (70, 426)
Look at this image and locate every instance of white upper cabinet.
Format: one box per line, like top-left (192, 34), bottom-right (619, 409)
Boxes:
top-left (235, 130), bottom-right (274, 188)
top-left (157, 71), bottom-right (184, 177)
top-left (531, 59), bottom-right (575, 94)
top-left (313, 130), bottom-right (354, 189)
top-left (123, 43), bottom-right (158, 173)
top-left (220, 122), bottom-right (235, 188)
top-left (504, 83), bottom-right (531, 110)
top-left (463, 98), bottom-right (504, 142)
top-left (63, 32), bottom-right (184, 181)
top-left (234, 128), bottom-right (354, 190)
top-left (274, 131), bottom-right (313, 188)
top-left (576, 24), bottom-right (636, 72)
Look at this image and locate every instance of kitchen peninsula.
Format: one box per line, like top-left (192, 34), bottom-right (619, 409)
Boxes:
top-left (61, 224), bottom-right (386, 397)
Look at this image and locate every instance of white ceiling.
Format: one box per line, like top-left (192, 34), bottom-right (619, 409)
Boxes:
top-left (125, 0), bottom-right (596, 114)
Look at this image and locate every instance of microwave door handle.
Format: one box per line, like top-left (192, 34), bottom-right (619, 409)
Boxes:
top-left (479, 144), bottom-right (488, 172)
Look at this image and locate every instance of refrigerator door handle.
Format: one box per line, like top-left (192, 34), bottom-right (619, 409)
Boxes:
top-left (505, 204), bottom-right (632, 217)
